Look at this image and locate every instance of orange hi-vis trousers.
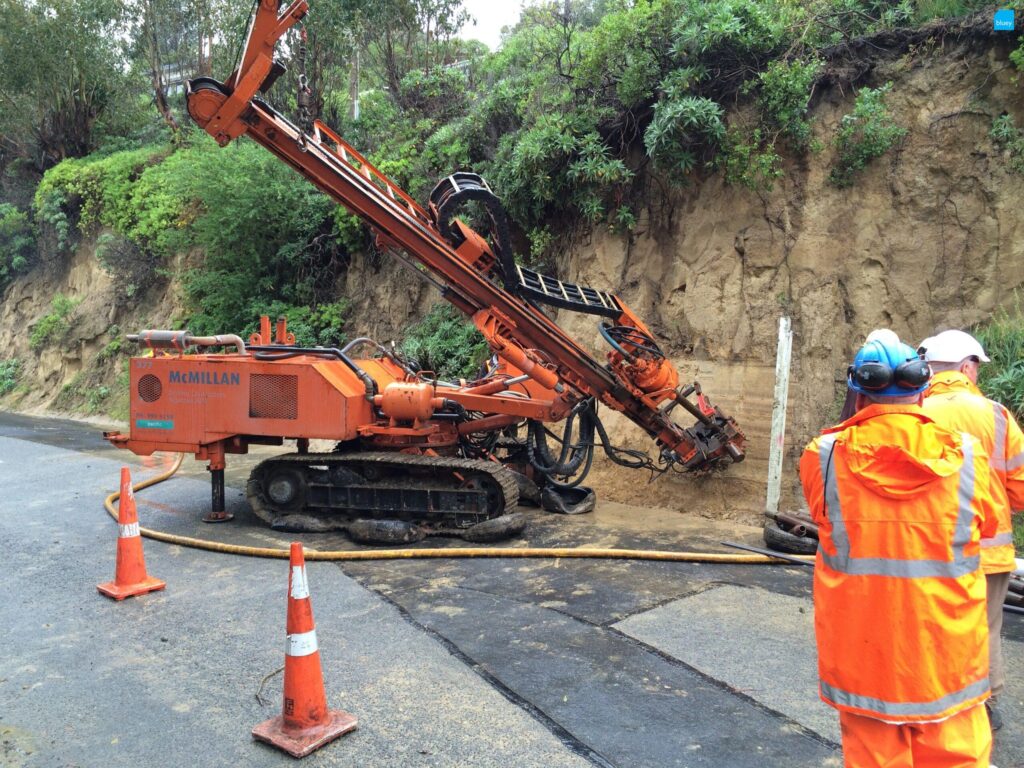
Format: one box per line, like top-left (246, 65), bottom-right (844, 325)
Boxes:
top-left (838, 704), bottom-right (992, 768)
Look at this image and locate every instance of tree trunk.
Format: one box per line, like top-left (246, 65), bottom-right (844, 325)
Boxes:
top-left (383, 27), bottom-right (402, 97)
top-left (349, 47), bottom-right (360, 121)
top-left (145, 0), bottom-right (180, 134)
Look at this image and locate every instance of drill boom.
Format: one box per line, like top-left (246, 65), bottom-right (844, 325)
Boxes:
top-left (184, 0), bottom-right (745, 470)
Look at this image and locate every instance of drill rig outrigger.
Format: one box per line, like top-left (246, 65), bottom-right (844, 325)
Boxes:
top-left (105, 0), bottom-right (745, 543)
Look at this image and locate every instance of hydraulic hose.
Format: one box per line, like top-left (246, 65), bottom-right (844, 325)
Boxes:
top-left (103, 454), bottom-right (813, 565)
top-left (528, 402), bottom-right (594, 478)
top-left (248, 344), bottom-right (377, 400)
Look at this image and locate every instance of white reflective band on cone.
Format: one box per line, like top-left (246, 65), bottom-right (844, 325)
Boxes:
top-left (286, 629), bottom-right (318, 657)
top-left (290, 566), bottom-right (310, 600)
top-left (119, 522), bottom-right (140, 538)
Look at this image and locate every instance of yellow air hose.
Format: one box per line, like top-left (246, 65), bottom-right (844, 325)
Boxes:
top-left (104, 453), bottom-right (813, 564)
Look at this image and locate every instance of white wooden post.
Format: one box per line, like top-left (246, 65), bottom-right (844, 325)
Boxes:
top-left (766, 316), bottom-right (793, 515)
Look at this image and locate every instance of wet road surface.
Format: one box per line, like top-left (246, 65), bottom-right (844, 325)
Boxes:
top-left (2, 411), bottom-right (1023, 766)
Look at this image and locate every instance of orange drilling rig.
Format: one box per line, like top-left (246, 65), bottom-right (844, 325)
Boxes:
top-left (104, 0), bottom-right (746, 543)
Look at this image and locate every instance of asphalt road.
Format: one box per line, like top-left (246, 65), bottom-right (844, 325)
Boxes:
top-left (1, 411), bottom-right (1022, 767)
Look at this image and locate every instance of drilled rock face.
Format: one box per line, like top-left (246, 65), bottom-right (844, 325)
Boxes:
top-left (557, 45), bottom-right (1024, 519)
top-left (0, 241), bottom-right (114, 404)
top-left (340, 250), bottom-right (434, 343)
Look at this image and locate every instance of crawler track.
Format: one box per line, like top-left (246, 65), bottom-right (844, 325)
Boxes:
top-left (246, 452), bottom-right (524, 542)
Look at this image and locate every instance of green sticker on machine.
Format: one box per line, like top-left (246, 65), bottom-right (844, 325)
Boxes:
top-left (136, 419), bottom-right (174, 430)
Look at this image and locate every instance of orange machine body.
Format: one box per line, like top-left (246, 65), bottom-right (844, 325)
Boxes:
top-left (116, 353), bottom-right (394, 456)
top-left (108, 320), bottom-right (568, 465)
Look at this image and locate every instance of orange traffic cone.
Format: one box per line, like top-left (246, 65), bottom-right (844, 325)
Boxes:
top-left (252, 542), bottom-right (358, 757)
top-left (97, 467), bottom-right (166, 601)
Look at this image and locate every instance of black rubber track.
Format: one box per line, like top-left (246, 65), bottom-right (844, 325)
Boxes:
top-left (246, 452), bottom-right (523, 542)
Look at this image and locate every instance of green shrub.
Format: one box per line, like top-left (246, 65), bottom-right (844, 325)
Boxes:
top-left (423, 121), bottom-right (474, 175)
top-left (566, 133), bottom-right (635, 223)
top-left (400, 303), bottom-right (489, 381)
top-left (33, 142), bottom-right (182, 269)
top-left (33, 134), bottom-right (354, 339)
top-left (332, 208), bottom-right (370, 256)
top-left (97, 330), bottom-right (125, 362)
top-left (308, 301), bottom-right (351, 348)
top-left (717, 127), bottom-right (783, 191)
top-left (86, 384), bottom-right (112, 414)
top-left (32, 188), bottom-right (71, 253)
top-left (528, 226), bottom-right (555, 266)
top-left (34, 144), bottom-right (170, 241)
top-left (29, 294), bottom-right (79, 350)
top-left (575, 0), bottom-right (679, 107)
top-left (0, 203), bottom-right (35, 288)
top-left (914, 0), bottom-right (977, 22)
top-left (974, 301), bottom-right (1024, 422)
top-left (645, 95), bottom-right (725, 177)
top-left (95, 232), bottom-right (159, 301)
top-left (399, 68), bottom-right (470, 124)
top-left (809, 1), bottom-right (915, 45)
top-left (491, 111), bottom-right (631, 227)
top-left (671, 0), bottom-right (794, 60)
top-left (990, 115), bottom-right (1024, 174)
top-left (829, 83), bottom-right (906, 188)
top-left (0, 359), bottom-right (21, 395)
top-left (611, 205), bottom-right (638, 233)
top-left (756, 58), bottom-right (822, 150)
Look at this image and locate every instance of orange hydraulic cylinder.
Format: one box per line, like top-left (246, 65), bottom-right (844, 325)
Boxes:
top-left (376, 382), bottom-right (443, 422)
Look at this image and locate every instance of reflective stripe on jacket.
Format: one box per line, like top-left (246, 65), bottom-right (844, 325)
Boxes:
top-left (800, 404), bottom-right (998, 723)
top-left (923, 371), bottom-right (1024, 574)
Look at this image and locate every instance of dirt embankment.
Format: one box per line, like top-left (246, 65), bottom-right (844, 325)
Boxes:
top-left (1, 34), bottom-right (1022, 523)
top-left (560, 39), bottom-right (1024, 519)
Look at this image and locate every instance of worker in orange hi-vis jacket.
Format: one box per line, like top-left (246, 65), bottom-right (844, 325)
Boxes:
top-left (919, 329), bottom-right (1024, 734)
top-left (800, 332), bottom-right (1000, 768)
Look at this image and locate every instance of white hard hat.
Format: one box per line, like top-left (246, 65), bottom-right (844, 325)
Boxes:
top-left (919, 329), bottom-right (990, 364)
top-left (865, 328), bottom-right (901, 346)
